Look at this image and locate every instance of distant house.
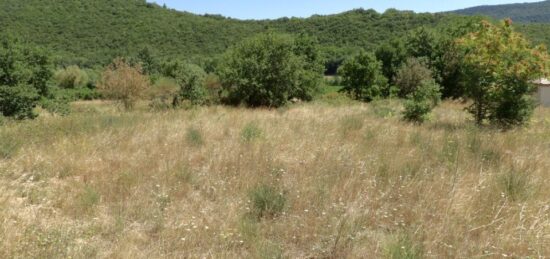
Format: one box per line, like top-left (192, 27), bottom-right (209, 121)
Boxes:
top-left (533, 78), bottom-right (550, 107)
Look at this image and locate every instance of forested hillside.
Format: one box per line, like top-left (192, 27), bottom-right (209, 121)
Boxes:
top-left (453, 0), bottom-right (550, 23)
top-left (0, 0), bottom-right (477, 67)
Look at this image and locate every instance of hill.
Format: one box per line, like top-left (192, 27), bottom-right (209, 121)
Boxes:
top-left (453, 0), bottom-right (550, 23)
top-left (0, 0), bottom-right (475, 66)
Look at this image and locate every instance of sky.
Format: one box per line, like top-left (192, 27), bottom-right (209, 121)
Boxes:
top-left (148, 0), bottom-right (543, 20)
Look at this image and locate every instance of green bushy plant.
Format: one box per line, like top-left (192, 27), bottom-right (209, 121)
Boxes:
top-left (248, 184), bottom-right (287, 219)
top-left (459, 20), bottom-right (548, 127)
top-left (402, 79), bottom-right (441, 123)
top-left (173, 63), bottom-right (207, 106)
top-left (218, 33), bottom-right (323, 107)
top-left (0, 85), bottom-right (39, 119)
top-left (54, 65), bottom-right (89, 89)
top-left (394, 57), bottom-right (434, 97)
top-left (0, 37), bottom-right (53, 119)
top-left (338, 51), bottom-right (388, 102)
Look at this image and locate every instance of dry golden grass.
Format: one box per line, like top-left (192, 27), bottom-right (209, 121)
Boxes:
top-left (0, 100), bottom-right (549, 258)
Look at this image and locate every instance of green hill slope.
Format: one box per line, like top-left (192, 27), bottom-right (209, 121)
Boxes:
top-left (0, 0), bottom-right (478, 66)
top-left (453, 0), bottom-right (550, 23)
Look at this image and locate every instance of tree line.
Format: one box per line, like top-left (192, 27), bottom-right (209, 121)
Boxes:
top-left (1, 19), bottom-right (547, 128)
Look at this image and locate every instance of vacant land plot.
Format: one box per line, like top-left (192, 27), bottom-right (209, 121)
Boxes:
top-left (0, 101), bottom-right (549, 258)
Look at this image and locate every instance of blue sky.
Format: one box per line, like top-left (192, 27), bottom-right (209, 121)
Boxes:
top-left (148, 0), bottom-right (542, 19)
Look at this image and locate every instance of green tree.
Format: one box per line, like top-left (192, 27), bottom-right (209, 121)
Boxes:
top-left (459, 20), bottom-right (548, 126)
top-left (402, 79), bottom-right (441, 123)
top-left (136, 46), bottom-right (158, 75)
top-left (0, 37), bottom-right (53, 119)
top-left (291, 34), bottom-right (325, 101)
top-left (172, 63), bottom-right (208, 106)
top-left (338, 51), bottom-right (388, 102)
top-left (375, 38), bottom-right (407, 85)
top-left (54, 65), bottom-right (89, 89)
top-left (218, 33), bottom-right (322, 107)
top-left (394, 57), bottom-right (434, 97)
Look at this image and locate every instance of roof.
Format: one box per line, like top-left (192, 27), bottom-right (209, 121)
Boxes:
top-left (533, 78), bottom-right (550, 86)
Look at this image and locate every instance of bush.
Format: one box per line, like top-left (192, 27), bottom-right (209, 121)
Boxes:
top-left (248, 184), bottom-right (287, 219)
top-left (0, 85), bottom-right (39, 119)
top-left (148, 77), bottom-right (178, 111)
top-left (338, 51), bottom-right (388, 102)
top-left (394, 57), bottom-right (433, 97)
top-left (241, 122), bottom-right (263, 142)
top-left (402, 79), bottom-right (441, 123)
top-left (172, 63), bottom-right (207, 106)
top-left (54, 65), bottom-right (89, 89)
top-left (186, 127), bottom-right (204, 147)
top-left (0, 37), bottom-right (53, 119)
top-left (218, 33), bottom-right (323, 107)
top-left (97, 58), bottom-right (150, 110)
top-left (459, 20), bottom-right (548, 127)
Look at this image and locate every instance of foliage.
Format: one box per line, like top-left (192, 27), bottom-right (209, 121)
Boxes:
top-left (454, 1), bottom-right (550, 23)
top-left (218, 33), bottom-right (322, 107)
top-left (0, 0), bottom-right (497, 70)
top-left (375, 38), bottom-right (407, 85)
top-left (54, 65), bottom-right (89, 89)
top-left (97, 58), bottom-right (150, 110)
top-left (241, 122), bottom-right (263, 142)
top-left (459, 20), bottom-right (548, 126)
top-left (394, 58), bottom-right (434, 97)
top-left (0, 85), bottom-right (39, 119)
top-left (0, 37), bottom-right (54, 119)
top-left (171, 63), bottom-right (208, 106)
top-left (402, 79), bottom-right (442, 123)
top-left (248, 184), bottom-right (286, 219)
top-left (338, 51), bottom-right (388, 102)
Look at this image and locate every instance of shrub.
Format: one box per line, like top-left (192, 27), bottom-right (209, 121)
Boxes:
top-left (498, 169), bottom-right (532, 202)
top-left (248, 184), bottom-right (286, 219)
top-left (338, 51), bottom-right (388, 102)
top-left (54, 65), bottom-right (89, 89)
top-left (186, 127), bottom-right (204, 147)
top-left (0, 134), bottom-right (21, 159)
top-left (0, 37), bottom-right (53, 119)
top-left (97, 58), bottom-right (150, 110)
top-left (402, 79), bottom-right (441, 123)
top-left (218, 33), bottom-right (323, 107)
top-left (394, 57), bottom-right (433, 97)
top-left (172, 63), bottom-right (207, 106)
top-left (148, 78), bottom-right (178, 111)
top-left (0, 85), bottom-right (39, 119)
top-left (241, 122), bottom-right (263, 142)
top-left (375, 38), bottom-right (407, 85)
top-left (459, 20), bottom-right (548, 127)
top-left (384, 233), bottom-right (423, 259)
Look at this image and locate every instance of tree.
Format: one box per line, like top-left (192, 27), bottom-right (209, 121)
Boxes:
top-left (394, 58), bottom-right (433, 97)
top-left (172, 63), bottom-right (208, 106)
top-left (54, 65), bottom-right (89, 89)
top-left (402, 79), bottom-right (441, 123)
top-left (375, 38), bottom-right (407, 85)
top-left (291, 34), bottom-right (325, 101)
top-left (0, 37), bottom-right (53, 119)
top-left (97, 58), bottom-right (150, 110)
top-left (218, 33), bottom-right (323, 107)
top-left (338, 51), bottom-right (388, 102)
top-left (459, 20), bottom-right (548, 126)
top-left (136, 46), bottom-right (158, 75)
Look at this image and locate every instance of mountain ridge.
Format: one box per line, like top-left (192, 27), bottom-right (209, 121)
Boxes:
top-left (452, 0), bottom-right (550, 23)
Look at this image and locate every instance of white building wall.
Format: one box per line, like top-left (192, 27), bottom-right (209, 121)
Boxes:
top-left (539, 87), bottom-right (550, 107)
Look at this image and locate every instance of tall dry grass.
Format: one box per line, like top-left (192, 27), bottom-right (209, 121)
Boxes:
top-left (0, 100), bottom-right (548, 258)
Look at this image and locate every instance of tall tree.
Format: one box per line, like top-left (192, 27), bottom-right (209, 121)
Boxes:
top-left (459, 19), bottom-right (548, 126)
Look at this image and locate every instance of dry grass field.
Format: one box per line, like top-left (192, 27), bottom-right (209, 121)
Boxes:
top-left (0, 100), bottom-right (549, 258)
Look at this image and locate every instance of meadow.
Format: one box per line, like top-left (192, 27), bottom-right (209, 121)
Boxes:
top-left (0, 100), bottom-right (548, 258)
